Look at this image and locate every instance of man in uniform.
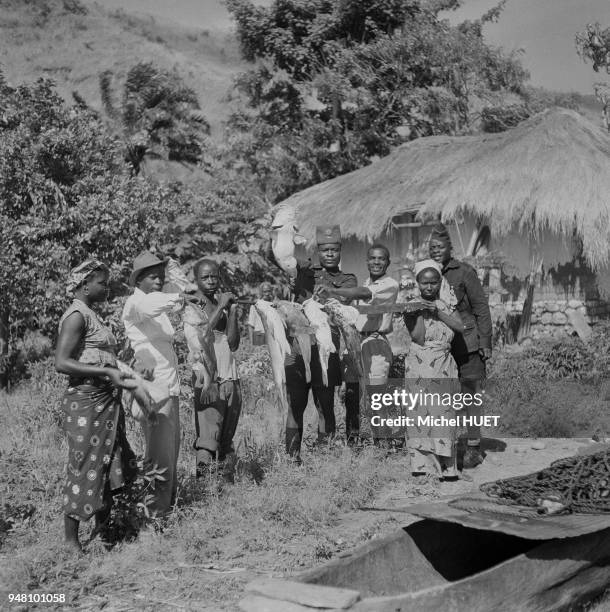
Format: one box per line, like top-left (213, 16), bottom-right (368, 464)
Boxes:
top-left (429, 223), bottom-right (492, 468)
top-left (316, 244), bottom-right (399, 443)
top-left (269, 225), bottom-right (357, 460)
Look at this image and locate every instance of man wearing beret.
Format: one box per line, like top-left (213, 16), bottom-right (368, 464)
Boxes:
top-left (429, 224), bottom-right (492, 469)
top-left (269, 225), bottom-right (358, 461)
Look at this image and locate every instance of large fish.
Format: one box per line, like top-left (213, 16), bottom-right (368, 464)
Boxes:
top-left (323, 299), bottom-right (363, 379)
top-left (302, 298), bottom-right (335, 387)
top-left (270, 205), bottom-right (307, 278)
top-left (276, 300), bottom-right (313, 383)
top-left (116, 360), bottom-right (169, 424)
top-left (165, 257), bottom-right (198, 292)
top-left (183, 303), bottom-right (217, 393)
top-left (164, 258), bottom-right (218, 392)
top-left (254, 299), bottom-right (291, 413)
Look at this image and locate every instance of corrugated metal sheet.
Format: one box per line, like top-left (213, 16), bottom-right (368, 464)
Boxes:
top-left (406, 494), bottom-right (610, 539)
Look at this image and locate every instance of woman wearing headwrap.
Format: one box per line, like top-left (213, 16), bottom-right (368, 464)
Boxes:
top-left (429, 222), bottom-right (492, 469)
top-left (403, 259), bottom-right (464, 479)
top-left (55, 260), bottom-right (138, 552)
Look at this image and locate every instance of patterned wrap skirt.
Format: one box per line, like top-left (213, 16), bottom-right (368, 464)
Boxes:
top-left (61, 379), bottom-right (137, 521)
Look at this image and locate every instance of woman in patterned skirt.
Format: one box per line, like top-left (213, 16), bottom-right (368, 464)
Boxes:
top-left (55, 260), bottom-right (138, 552)
top-left (403, 259), bottom-right (464, 479)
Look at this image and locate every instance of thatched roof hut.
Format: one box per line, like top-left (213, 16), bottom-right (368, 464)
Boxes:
top-left (281, 108), bottom-right (610, 273)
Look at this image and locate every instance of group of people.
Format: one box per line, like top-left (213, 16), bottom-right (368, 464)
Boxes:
top-left (268, 222), bottom-right (492, 479)
top-left (55, 253), bottom-right (242, 551)
top-left (54, 220), bottom-right (491, 551)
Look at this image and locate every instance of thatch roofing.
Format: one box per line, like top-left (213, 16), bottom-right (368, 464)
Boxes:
top-left (281, 108), bottom-right (610, 270)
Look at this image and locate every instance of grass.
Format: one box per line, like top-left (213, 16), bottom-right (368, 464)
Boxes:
top-left (2, 338), bottom-right (610, 610)
top-left (0, 351), bottom-right (408, 610)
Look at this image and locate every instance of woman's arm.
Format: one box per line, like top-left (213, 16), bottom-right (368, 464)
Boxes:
top-left (435, 305), bottom-right (465, 335)
top-left (55, 312), bottom-right (133, 388)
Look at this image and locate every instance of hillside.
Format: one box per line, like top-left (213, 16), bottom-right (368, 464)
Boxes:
top-left (0, 0), bottom-right (245, 137)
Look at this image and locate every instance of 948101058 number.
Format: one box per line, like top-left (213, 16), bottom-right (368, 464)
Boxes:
top-left (8, 593), bottom-right (66, 604)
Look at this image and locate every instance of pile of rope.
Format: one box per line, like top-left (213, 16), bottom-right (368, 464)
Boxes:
top-left (479, 449), bottom-right (610, 514)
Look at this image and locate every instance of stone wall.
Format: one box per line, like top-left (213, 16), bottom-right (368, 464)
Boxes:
top-left (483, 264), bottom-right (610, 340)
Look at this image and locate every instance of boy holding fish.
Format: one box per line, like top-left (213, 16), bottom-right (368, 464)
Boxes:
top-left (184, 258), bottom-right (241, 480)
top-left (268, 217), bottom-right (358, 459)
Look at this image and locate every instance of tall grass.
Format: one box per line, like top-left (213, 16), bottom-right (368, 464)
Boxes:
top-left (0, 351), bottom-right (406, 609)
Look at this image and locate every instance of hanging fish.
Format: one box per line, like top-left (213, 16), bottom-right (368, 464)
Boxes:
top-left (323, 299), bottom-right (363, 379)
top-left (270, 205), bottom-right (307, 278)
top-left (183, 303), bottom-right (217, 394)
top-left (165, 257), bottom-right (198, 292)
top-left (116, 360), bottom-right (170, 424)
top-left (254, 299), bottom-right (291, 413)
top-left (276, 300), bottom-right (314, 383)
top-left (302, 298), bottom-right (335, 387)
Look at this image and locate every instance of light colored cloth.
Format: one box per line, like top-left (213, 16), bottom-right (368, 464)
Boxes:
top-left (139, 395), bottom-right (180, 516)
top-left (121, 288), bottom-right (183, 396)
top-left (404, 300), bottom-right (459, 475)
top-left (355, 274), bottom-right (399, 334)
top-left (59, 299), bottom-right (117, 367)
top-left (414, 259), bottom-right (443, 277)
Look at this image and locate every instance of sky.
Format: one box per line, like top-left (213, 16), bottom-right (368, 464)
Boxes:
top-left (92, 0), bottom-right (610, 93)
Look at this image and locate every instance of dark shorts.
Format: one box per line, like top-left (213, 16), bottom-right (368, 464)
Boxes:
top-left (285, 339), bottom-right (341, 388)
top-left (454, 351), bottom-right (486, 383)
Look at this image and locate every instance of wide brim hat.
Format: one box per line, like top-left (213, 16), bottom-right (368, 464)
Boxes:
top-left (129, 251), bottom-right (168, 287)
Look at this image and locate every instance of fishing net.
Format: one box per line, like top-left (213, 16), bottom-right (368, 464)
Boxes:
top-left (475, 449), bottom-right (610, 514)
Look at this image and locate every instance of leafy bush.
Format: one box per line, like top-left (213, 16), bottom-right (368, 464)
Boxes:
top-left (486, 327), bottom-right (610, 437)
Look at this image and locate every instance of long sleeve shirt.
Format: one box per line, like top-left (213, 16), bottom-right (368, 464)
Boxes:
top-left (442, 258), bottom-right (492, 355)
top-left (121, 288), bottom-right (184, 396)
top-left (355, 275), bottom-right (399, 334)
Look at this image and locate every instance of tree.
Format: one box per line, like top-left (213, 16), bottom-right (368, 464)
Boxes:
top-left (224, 0), bottom-right (530, 203)
top-left (100, 62), bottom-right (210, 173)
top-left (0, 75), bottom-right (271, 383)
top-left (576, 23), bottom-right (610, 130)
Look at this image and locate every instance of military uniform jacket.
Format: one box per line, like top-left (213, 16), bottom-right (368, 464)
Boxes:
top-left (442, 258), bottom-right (492, 356)
top-left (293, 259), bottom-right (357, 305)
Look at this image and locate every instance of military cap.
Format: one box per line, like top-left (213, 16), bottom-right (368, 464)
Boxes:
top-left (316, 225), bottom-right (341, 245)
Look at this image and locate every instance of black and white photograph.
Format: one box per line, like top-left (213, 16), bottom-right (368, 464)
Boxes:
top-left (2, 0), bottom-right (610, 610)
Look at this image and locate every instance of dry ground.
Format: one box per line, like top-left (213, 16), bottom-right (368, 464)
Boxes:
top-left (1, 353), bottom-right (609, 612)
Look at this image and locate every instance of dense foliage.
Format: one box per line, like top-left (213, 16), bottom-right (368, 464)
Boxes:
top-left (0, 75), bottom-right (269, 379)
top-left (224, 0), bottom-right (534, 203)
top-left (576, 22), bottom-right (610, 130)
top-left (100, 62), bottom-right (211, 173)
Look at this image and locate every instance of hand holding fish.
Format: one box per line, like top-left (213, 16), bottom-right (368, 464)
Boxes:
top-left (218, 292), bottom-right (237, 309)
top-left (313, 285), bottom-right (334, 302)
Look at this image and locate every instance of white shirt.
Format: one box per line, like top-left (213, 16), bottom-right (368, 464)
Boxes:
top-left (356, 275), bottom-right (399, 334)
top-left (122, 288), bottom-right (183, 396)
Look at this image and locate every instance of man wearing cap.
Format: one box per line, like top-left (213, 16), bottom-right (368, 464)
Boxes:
top-left (268, 225), bottom-right (357, 459)
top-left (316, 244), bottom-right (399, 443)
top-left (122, 251), bottom-right (197, 515)
top-left (428, 224), bottom-right (492, 469)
